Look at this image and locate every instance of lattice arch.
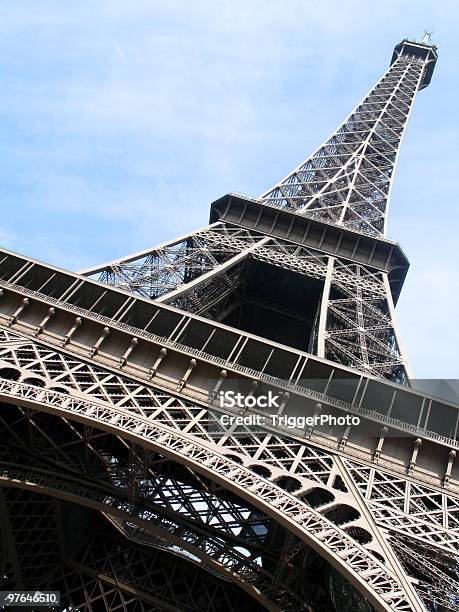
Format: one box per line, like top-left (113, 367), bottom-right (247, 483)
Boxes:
top-left (0, 376), bottom-right (418, 611)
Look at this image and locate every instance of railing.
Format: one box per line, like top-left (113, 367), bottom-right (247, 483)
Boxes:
top-left (1, 278), bottom-right (458, 449)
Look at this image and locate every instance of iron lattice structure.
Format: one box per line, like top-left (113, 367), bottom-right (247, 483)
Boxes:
top-left (1, 37), bottom-right (458, 612)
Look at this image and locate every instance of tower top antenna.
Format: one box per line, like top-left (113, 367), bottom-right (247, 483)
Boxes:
top-left (422, 29), bottom-right (434, 44)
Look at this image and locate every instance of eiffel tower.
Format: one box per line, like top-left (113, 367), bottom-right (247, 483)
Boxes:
top-left (0, 35), bottom-right (458, 612)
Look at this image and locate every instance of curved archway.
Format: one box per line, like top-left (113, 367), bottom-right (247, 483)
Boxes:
top-left (300, 487), bottom-right (335, 508)
top-left (274, 475), bottom-right (302, 493)
top-left (21, 377), bottom-right (46, 388)
top-left (49, 386), bottom-right (70, 394)
top-left (0, 380), bottom-right (415, 611)
top-left (0, 469), bottom-right (278, 610)
top-left (0, 367), bottom-right (21, 381)
top-left (322, 504), bottom-right (360, 526)
top-left (248, 464), bottom-right (272, 478)
top-left (343, 526), bottom-right (373, 546)
top-left (223, 453), bottom-right (244, 464)
top-left (0, 482), bottom-right (274, 612)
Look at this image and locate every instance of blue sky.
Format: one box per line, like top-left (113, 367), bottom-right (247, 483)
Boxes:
top-left (0, 1), bottom-right (458, 378)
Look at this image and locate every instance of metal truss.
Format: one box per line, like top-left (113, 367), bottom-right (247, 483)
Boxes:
top-left (58, 528), bottom-right (265, 611)
top-left (166, 242), bottom-right (408, 381)
top-left (390, 534), bottom-right (459, 611)
top-left (80, 223), bottom-right (265, 301)
top-left (319, 257), bottom-right (409, 383)
top-left (0, 405), bottom-right (328, 610)
top-left (0, 488), bottom-right (263, 611)
top-left (0, 380), bottom-right (406, 610)
top-left (0, 327), bottom-right (458, 610)
top-left (81, 224), bottom-right (409, 381)
top-left (72, 41), bottom-right (437, 385)
top-left (343, 459), bottom-right (459, 556)
top-left (0, 260), bottom-right (457, 447)
top-left (77, 41), bottom-right (432, 381)
top-left (0, 37), bottom-right (451, 612)
top-left (261, 44), bottom-right (436, 237)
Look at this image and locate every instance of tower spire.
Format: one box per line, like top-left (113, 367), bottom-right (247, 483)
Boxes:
top-left (261, 39), bottom-right (437, 237)
top-left (80, 39), bottom-right (439, 384)
top-left (1, 32), bottom-right (458, 612)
